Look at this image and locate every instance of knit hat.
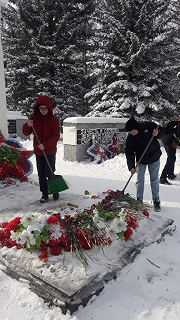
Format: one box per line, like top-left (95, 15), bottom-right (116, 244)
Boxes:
top-left (125, 117), bottom-right (140, 132)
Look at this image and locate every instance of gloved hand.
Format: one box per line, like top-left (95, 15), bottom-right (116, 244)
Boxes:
top-left (172, 139), bottom-right (178, 149)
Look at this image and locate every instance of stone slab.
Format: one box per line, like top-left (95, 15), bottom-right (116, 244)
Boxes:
top-left (0, 210), bottom-right (175, 314)
top-left (0, 192), bottom-right (95, 222)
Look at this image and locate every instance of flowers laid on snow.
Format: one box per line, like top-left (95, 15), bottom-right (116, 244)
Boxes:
top-left (0, 210), bottom-right (112, 268)
top-left (89, 189), bottom-right (149, 242)
top-left (0, 190), bottom-right (149, 268)
top-left (0, 130), bottom-right (33, 186)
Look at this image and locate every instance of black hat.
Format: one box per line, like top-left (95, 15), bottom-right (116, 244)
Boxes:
top-left (125, 117), bottom-right (139, 132)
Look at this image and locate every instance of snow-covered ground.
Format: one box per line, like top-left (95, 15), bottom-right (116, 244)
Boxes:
top-left (1, 137), bottom-right (180, 320)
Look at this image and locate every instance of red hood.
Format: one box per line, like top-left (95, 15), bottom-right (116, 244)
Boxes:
top-left (33, 95), bottom-right (53, 117)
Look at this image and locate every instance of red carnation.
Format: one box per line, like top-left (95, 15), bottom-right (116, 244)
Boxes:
top-left (106, 238), bottom-right (112, 245)
top-left (50, 245), bottom-right (62, 256)
top-left (49, 236), bottom-right (60, 247)
top-left (47, 216), bottom-right (59, 225)
top-left (54, 212), bottom-right (61, 218)
top-left (13, 217), bottom-right (21, 225)
top-left (64, 242), bottom-right (72, 252)
top-left (40, 241), bottom-right (48, 252)
top-left (123, 228), bottom-right (133, 241)
top-left (126, 217), bottom-right (139, 230)
top-left (80, 237), bottom-right (93, 250)
top-left (59, 233), bottom-right (69, 246)
top-left (0, 222), bottom-right (8, 228)
top-left (16, 243), bottom-right (22, 249)
top-left (59, 221), bottom-right (66, 230)
top-left (1, 238), bottom-right (12, 248)
top-left (74, 228), bottom-right (88, 240)
top-left (92, 235), bottom-right (109, 246)
top-left (9, 238), bottom-right (17, 247)
top-left (0, 229), bottom-right (4, 240)
top-left (5, 221), bottom-right (18, 232)
top-left (142, 209), bottom-right (150, 218)
top-left (3, 229), bottom-right (11, 238)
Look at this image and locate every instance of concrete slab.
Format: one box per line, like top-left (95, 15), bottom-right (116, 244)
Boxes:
top-left (0, 206), bottom-right (175, 314)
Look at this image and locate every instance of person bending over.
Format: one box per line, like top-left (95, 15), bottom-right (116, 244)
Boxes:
top-left (125, 117), bottom-right (163, 212)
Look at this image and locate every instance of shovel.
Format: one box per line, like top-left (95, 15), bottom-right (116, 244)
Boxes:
top-left (121, 126), bottom-right (159, 194)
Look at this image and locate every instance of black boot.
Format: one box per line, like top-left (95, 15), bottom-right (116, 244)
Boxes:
top-left (40, 193), bottom-right (49, 203)
top-left (168, 174), bottom-right (176, 180)
top-left (53, 193), bottom-right (59, 200)
top-left (154, 199), bottom-right (161, 212)
top-left (159, 177), bottom-right (172, 185)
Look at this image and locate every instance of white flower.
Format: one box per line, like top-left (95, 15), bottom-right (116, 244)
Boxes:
top-left (93, 213), bottom-right (100, 223)
top-left (105, 227), bottom-right (118, 241)
top-left (27, 223), bottom-right (42, 233)
top-left (34, 212), bottom-right (49, 225)
top-left (10, 231), bottom-right (18, 242)
top-left (105, 217), bottom-right (127, 241)
top-left (117, 208), bottom-right (127, 217)
top-left (110, 218), bottom-right (127, 233)
top-left (21, 213), bottom-right (38, 227)
top-left (18, 230), bottom-right (36, 248)
top-left (93, 208), bottom-right (99, 215)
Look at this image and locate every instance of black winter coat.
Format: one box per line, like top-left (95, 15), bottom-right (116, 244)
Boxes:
top-left (161, 121), bottom-right (180, 148)
top-left (125, 121), bottom-right (163, 171)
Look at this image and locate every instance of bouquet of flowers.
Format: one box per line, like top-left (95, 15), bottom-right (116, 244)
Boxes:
top-left (0, 211), bottom-right (111, 269)
top-left (0, 190), bottom-right (149, 269)
top-left (87, 189), bottom-right (150, 241)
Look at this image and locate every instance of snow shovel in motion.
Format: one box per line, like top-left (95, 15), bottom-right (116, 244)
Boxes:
top-left (121, 125), bottom-right (159, 194)
top-left (32, 126), bottom-right (69, 194)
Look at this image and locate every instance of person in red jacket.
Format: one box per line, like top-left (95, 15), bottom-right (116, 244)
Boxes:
top-left (23, 95), bottom-right (60, 203)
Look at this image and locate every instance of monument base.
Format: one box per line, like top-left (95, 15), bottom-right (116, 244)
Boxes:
top-left (0, 213), bottom-right (175, 314)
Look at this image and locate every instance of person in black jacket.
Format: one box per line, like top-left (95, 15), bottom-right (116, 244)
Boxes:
top-left (125, 117), bottom-right (163, 212)
top-left (159, 120), bottom-right (180, 185)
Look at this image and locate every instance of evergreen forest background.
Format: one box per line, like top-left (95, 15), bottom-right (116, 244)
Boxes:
top-left (1, 0), bottom-right (180, 123)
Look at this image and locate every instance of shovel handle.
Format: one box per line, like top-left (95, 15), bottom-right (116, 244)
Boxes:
top-left (32, 126), bottom-right (54, 175)
top-left (122, 125), bottom-right (159, 194)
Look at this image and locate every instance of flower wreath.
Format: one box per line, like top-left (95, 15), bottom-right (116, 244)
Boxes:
top-left (87, 140), bottom-right (108, 164)
top-left (0, 130), bottom-right (33, 186)
top-left (107, 135), bottom-right (125, 158)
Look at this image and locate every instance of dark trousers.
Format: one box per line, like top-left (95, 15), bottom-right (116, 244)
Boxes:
top-left (36, 154), bottom-right (56, 195)
top-left (160, 146), bottom-right (176, 178)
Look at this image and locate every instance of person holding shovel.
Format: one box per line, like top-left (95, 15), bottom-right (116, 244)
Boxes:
top-left (124, 117), bottom-right (164, 212)
top-left (22, 95), bottom-right (60, 203)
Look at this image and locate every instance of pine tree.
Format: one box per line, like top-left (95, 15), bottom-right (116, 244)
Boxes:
top-left (86, 0), bottom-right (179, 122)
top-left (2, 0), bottom-right (95, 119)
top-left (168, 0), bottom-right (180, 105)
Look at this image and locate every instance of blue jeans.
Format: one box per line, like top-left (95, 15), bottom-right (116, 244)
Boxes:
top-left (136, 159), bottom-right (160, 201)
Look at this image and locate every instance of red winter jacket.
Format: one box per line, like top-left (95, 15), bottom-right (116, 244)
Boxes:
top-left (22, 95), bottom-right (60, 156)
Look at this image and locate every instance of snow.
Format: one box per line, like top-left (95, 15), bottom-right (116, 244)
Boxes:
top-left (7, 111), bottom-right (28, 120)
top-left (1, 137), bottom-right (180, 320)
top-left (63, 117), bottom-right (129, 124)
